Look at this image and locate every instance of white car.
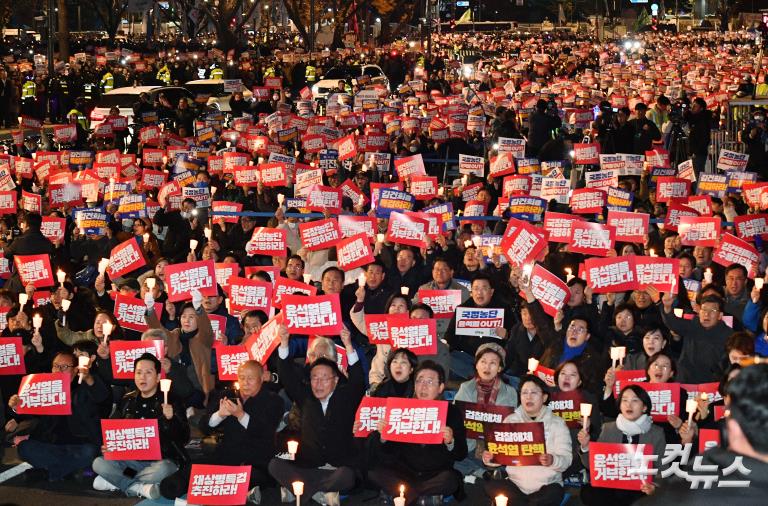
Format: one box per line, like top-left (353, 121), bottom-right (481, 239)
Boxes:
top-left (89, 85), bottom-right (193, 130)
top-left (311, 64), bottom-right (390, 101)
top-left (184, 79), bottom-right (253, 112)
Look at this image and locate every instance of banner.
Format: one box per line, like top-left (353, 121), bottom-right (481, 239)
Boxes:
top-left (635, 257), bottom-right (679, 293)
top-left (716, 149), bottom-right (749, 171)
top-left (484, 421), bottom-right (546, 465)
top-left (455, 401), bottom-right (515, 439)
top-left (530, 264), bottom-right (571, 316)
top-left (678, 216), bottom-right (720, 247)
top-left (548, 390), bottom-right (586, 428)
top-left (14, 254), bottom-right (54, 288)
top-left (383, 398), bottom-right (448, 444)
top-left (364, 314), bottom-right (392, 344)
top-left (589, 442), bottom-right (653, 491)
top-left (165, 260), bottom-right (217, 302)
top-left (0, 337), bottom-right (25, 375)
top-left (573, 143), bottom-right (600, 164)
top-left (108, 237), bottom-right (146, 279)
top-left (102, 419), bottom-right (161, 461)
top-left (215, 345), bottom-right (249, 381)
top-left (500, 222), bottom-right (547, 267)
top-left (387, 316), bottom-right (437, 355)
top-left (394, 154), bottom-right (427, 179)
top-left (110, 340), bottom-right (165, 380)
top-left (336, 233), bottom-right (374, 271)
top-left (41, 217), bottom-right (66, 244)
top-left (734, 214), bottom-right (768, 241)
top-left (543, 212), bottom-right (584, 244)
top-left (377, 188), bottom-right (416, 217)
top-left (299, 218), bottom-right (341, 251)
top-left (187, 464), bottom-right (251, 506)
top-left (656, 177), bottom-right (691, 203)
top-left (282, 293), bottom-right (343, 335)
top-left (273, 277), bottom-right (316, 308)
top-left (570, 188), bottom-right (606, 214)
top-left (114, 294), bottom-right (162, 332)
top-left (16, 373), bottom-right (71, 415)
top-left (353, 396), bottom-right (388, 437)
top-left (306, 184), bottom-right (342, 212)
top-left (697, 173), bottom-right (729, 198)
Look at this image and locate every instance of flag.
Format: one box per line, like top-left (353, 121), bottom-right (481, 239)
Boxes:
top-left (457, 9), bottom-right (472, 24)
top-left (558, 4), bottom-right (566, 25)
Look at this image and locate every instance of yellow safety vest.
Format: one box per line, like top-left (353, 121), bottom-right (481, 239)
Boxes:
top-left (22, 81), bottom-right (36, 99)
top-left (210, 67), bottom-right (224, 79)
top-left (157, 66), bottom-right (171, 85)
top-left (264, 66), bottom-right (276, 77)
top-left (100, 72), bottom-right (114, 93)
top-left (306, 65), bottom-right (316, 82)
top-left (67, 108), bottom-right (88, 131)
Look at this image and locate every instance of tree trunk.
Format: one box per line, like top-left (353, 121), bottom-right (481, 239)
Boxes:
top-left (57, 0), bottom-right (70, 61)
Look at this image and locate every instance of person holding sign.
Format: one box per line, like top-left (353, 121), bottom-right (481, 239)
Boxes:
top-left (370, 348), bottom-right (418, 399)
top-left (482, 375), bottom-right (572, 506)
top-left (577, 384), bottom-right (666, 504)
top-left (7, 351), bottom-right (108, 482)
top-left (2, 213), bottom-right (55, 294)
top-left (92, 353), bottom-right (190, 500)
top-left (268, 322), bottom-right (365, 506)
top-left (368, 361), bottom-right (468, 506)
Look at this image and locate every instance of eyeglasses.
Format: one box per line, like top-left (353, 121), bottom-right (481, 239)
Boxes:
top-left (415, 378), bottom-right (439, 386)
top-left (52, 364), bottom-right (74, 371)
top-left (568, 325), bottom-right (588, 335)
top-left (700, 308), bottom-right (720, 315)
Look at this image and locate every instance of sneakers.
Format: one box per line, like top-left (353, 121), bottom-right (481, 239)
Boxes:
top-left (92, 475), bottom-right (119, 492)
top-left (246, 486), bottom-right (262, 505)
top-left (126, 482), bottom-right (160, 499)
top-left (280, 486), bottom-right (296, 503)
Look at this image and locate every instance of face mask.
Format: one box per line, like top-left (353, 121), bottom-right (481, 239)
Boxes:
top-left (409, 145), bottom-right (418, 153)
top-left (286, 221), bottom-right (297, 230)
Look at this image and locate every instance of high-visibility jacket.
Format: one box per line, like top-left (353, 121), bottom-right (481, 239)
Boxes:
top-left (210, 67), bottom-right (224, 80)
top-left (305, 65), bottom-right (317, 82)
top-left (156, 65), bottom-right (171, 85)
top-left (22, 81), bottom-right (36, 99)
top-left (264, 66), bottom-right (276, 77)
top-left (67, 108), bottom-right (88, 131)
top-left (100, 72), bottom-right (114, 93)
top-left (83, 82), bottom-right (97, 100)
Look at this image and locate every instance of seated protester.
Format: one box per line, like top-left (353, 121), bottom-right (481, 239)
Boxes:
top-left (522, 283), bottom-right (608, 394)
top-left (92, 353), bottom-right (190, 500)
top-left (454, 343), bottom-right (517, 478)
top-left (197, 360), bottom-right (284, 504)
top-left (445, 273), bottom-right (513, 380)
top-left (625, 288), bottom-right (666, 337)
top-left (71, 340), bottom-right (112, 417)
top-left (351, 292), bottom-right (411, 389)
top-left (55, 310), bottom-right (124, 347)
top-left (691, 283), bottom-right (744, 331)
top-left (145, 289), bottom-right (214, 407)
top-left (409, 303), bottom-right (451, 382)
top-left (241, 309), bottom-right (268, 338)
top-left (0, 308), bottom-right (49, 408)
top-left (599, 300), bottom-right (644, 355)
top-left (643, 352), bottom-right (700, 444)
top-left (742, 281), bottom-right (768, 356)
top-left (623, 326), bottom-right (670, 371)
top-left (637, 364), bottom-right (768, 504)
top-left (268, 323), bottom-right (365, 506)
top-left (417, 257), bottom-right (471, 338)
top-left (661, 293), bottom-right (732, 383)
top-left (482, 375), bottom-right (572, 506)
top-left (6, 350), bottom-right (108, 481)
top-left (718, 331), bottom-right (755, 376)
top-left (561, 278), bottom-right (601, 344)
top-left (551, 360), bottom-right (602, 478)
top-left (505, 301), bottom-right (545, 380)
top-left (577, 385), bottom-right (666, 505)
top-left (368, 361), bottom-right (468, 505)
top-left (723, 264), bottom-right (750, 326)
top-left (370, 348), bottom-right (417, 398)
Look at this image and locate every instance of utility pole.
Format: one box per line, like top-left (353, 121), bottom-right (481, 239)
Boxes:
top-left (310, 0), bottom-right (316, 53)
top-left (46, 0), bottom-right (54, 75)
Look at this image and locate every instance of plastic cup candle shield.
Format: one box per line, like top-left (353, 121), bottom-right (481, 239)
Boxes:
top-left (57, 269), bottom-right (66, 285)
top-left (277, 193), bottom-right (285, 205)
top-left (527, 357), bottom-right (539, 374)
top-left (686, 398), bottom-right (698, 423)
top-left (61, 299), bottom-right (71, 312)
top-left (464, 239), bottom-right (473, 248)
top-left (376, 233), bottom-right (385, 243)
top-left (756, 278), bottom-right (765, 291)
top-left (189, 239), bottom-right (198, 252)
top-left (19, 293), bottom-right (28, 307)
top-left (78, 355), bottom-right (89, 384)
top-left (358, 273), bottom-right (366, 287)
top-left (102, 321), bottom-right (114, 343)
top-left (204, 227), bottom-right (211, 240)
top-left (303, 274), bottom-right (313, 284)
top-left (704, 268), bottom-right (713, 284)
top-left (291, 481), bottom-right (304, 496)
top-left (160, 379), bottom-right (172, 404)
top-left (98, 258), bottom-right (110, 275)
top-left (580, 403), bottom-right (592, 429)
top-left (32, 314), bottom-right (43, 330)
top-left (674, 308), bottom-right (684, 318)
top-left (143, 232), bottom-right (150, 243)
top-left (146, 278), bottom-right (156, 290)
top-left (565, 268), bottom-right (574, 282)
top-left (495, 495), bottom-right (509, 506)
top-left (401, 286), bottom-right (409, 295)
top-left (287, 440), bottom-right (298, 460)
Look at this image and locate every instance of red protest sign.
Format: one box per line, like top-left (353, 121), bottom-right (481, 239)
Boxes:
top-left (246, 227), bottom-right (287, 257)
top-left (214, 263), bottom-right (238, 289)
top-left (699, 428), bottom-right (721, 453)
top-left (16, 373), bottom-right (72, 415)
top-left (386, 212), bottom-right (428, 248)
top-left (299, 218), bottom-right (342, 251)
top-left (387, 316), bottom-right (437, 355)
top-left (543, 212), bottom-right (585, 244)
top-left (212, 201), bottom-right (244, 225)
top-left (416, 290), bottom-right (463, 319)
top-left (228, 277), bottom-right (271, 313)
top-left (306, 184), bottom-right (342, 212)
top-left (102, 419), bottom-right (161, 461)
top-left (14, 254), bottom-right (53, 288)
top-left (570, 188), bottom-right (606, 214)
top-left (410, 176), bottom-right (438, 200)
top-left (678, 216), bottom-right (721, 247)
top-left (383, 398), bottom-right (448, 444)
top-left (585, 256), bottom-right (638, 294)
top-left (0, 337), bottom-right (26, 375)
top-left (40, 217), bottom-right (66, 244)
top-left (335, 133), bottom-right (358, 161)
top-left (613, 369), bottom-right (647, 396)
top-left (530, 264), bottom-right (570, 316)
top-left (165, 260), bottom-right (217, 302)
top-left (656, 177), bottom-right (691, 203)
top-left (500, 221), bottom-right (547, 267)
top-left (589, 442), bottom-right (654, 491)
top-left (714, 233), bottom-right (759, 278)
top-left (636, 382), bottom-right (681, 422)
top-left (734, 214), bottom-right (768, 241)
top-left (573, 143), bottom-right (600, 164)
top-left (484, 421), bottom-right (546, 465)
top-left (273, 277), bottom-right (316, 308)
top-left (243, 313), bottom-right (283, 364)
top-left (215, 345), bottom-right (249, 381)
top-left (108, 237), bottom-right (146, 279)
top-left (258, 162), bottom-right (287, 187)
top-left (634, 257), bottom-right (679, 293)
top-left (283, 293), bottom-right (343, 336)
top-left (364, 314), bottom-right (392, 344)
top-left (336, 233), bottom-right (374, 271)
top-left (0, 191), bottom-right (17, 215)
top-left (569, 222), bottom-right (615, 257)
top-left (455, 401), bottom-right (515, 439)
top-left (114, 294), bottom-right (162, 332)
top-left (548, 390), bottom-right (586, 428)
top-left (354, 396), bottom-right (388, 437)
top-left (110, 340), bottom-right (165, 379)
top-left (187, 464), bottom-right (251, 506)
top-left (665, 203), bottom-right (700, 233)
top-left (607, 210), bottom-right (649, 244)
top-left (394, 154), bottom-right (427, 179)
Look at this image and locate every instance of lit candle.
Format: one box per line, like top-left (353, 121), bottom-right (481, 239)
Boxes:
top-left (610, 347), bottom-right (621, 369)
top-left (162, 155), bottom-right (168, 166)
top-left (704, 268), bottom-right (713, 284)
top-left (160, 378), bottom-right (172, 404)
top-left (189, 239), bottom-right (198, 252)
top-left (495, 495), bottom-right (508, 506)
top-left (287, 440), bottom-right (299, 460)
top-left (437, 186), bottom-right (445, 196)
top-left (102, 321), bottom-right (114, 343)
top-left (399, 485), bottom-right (405, 498)
top-left (527, 357), bottom-right (539, 374)
top-left (472, 236), bottom-right (482, 248)
top-left (580, 403), bottom-right (592, 430)
top-left (464, 239), bottom-right (473, 248)
top-left (401, 286), bottom-right (409, 295)
top-left (146, 278), bottom-right (156, 291)
top-left (358, 273), bottom-right (366, 287)
top-left (143, 232), bottom-right (150, 243)
top-left (98, 258), bottom-right (110, 275)
top-left (32, 314), bottom-right (43, 330)
top-left (649, 248), bottom-right (657, 257)
top-left (277, 193), bottom-right (285, 205)
top-left (674, 308), bottom-right (684, 318)
top-left (57, 269), bottom-right (66, 286)
top-left (61, 299), bottom-right (71, 326)
top-left (376, 233), bottom-right (385, 243)
top-left (204, 227), bottom-right (211, 240)
top-left (686, 398), bottom-right (698, 423)
top-left (78, 355), bottom-right (89, 384)
top-left (565, 268), bottom-right (574, 283)
top-left (303, 274), bottom-right (313, 284)
top-left (461, 174), bottom-right (468, 186)
top-left (291, 481), bottom-right (304, 500)
top-left (394, 486), bottom-right (406, 506)
top-left (756, 278), bottom-right (765, 290)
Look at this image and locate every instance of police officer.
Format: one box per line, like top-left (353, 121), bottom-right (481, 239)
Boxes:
top-left (209, 62), bottom-right (224, 80)
top-left (21, 74), bottom-right (36, 117)
top-left (100, 67), bottom-right (114, 94)
top-left (67, 98), bottom-right (89, 132)
top-left (305, 60), bottom-right (317, 85)
top-left (156, 63), bottom-right (171, 85)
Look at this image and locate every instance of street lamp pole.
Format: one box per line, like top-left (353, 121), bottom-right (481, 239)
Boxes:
top-left (310, 0), bottom-right (315, 53)
top-left (47, 0), bottom-right (54, 75)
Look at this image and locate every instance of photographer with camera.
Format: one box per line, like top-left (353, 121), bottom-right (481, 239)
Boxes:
top-left (528, 98), bottom-right (562, 158)
top-left (628, 103), bottom-right (662, 155)
top-left (684, 97), bottom-right (712, 177)
top-left (594, 102), bottom-right (634, 154)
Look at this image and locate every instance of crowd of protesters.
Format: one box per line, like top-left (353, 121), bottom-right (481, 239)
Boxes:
top-left (0, 25), bottom-right (767, 506)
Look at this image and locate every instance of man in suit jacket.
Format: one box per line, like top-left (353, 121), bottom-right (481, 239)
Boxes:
top-left (269, 324), bottom-right (365, 506)
top-left (4, 213), bottom-right (56, 294)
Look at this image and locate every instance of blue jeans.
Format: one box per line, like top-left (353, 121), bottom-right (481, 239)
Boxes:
top-left (92, 456), bottom-right (178, 495)
top-left (17, 439), bottom-right (99, 481)
top-left (449, 350), bottom-right (476, 380)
